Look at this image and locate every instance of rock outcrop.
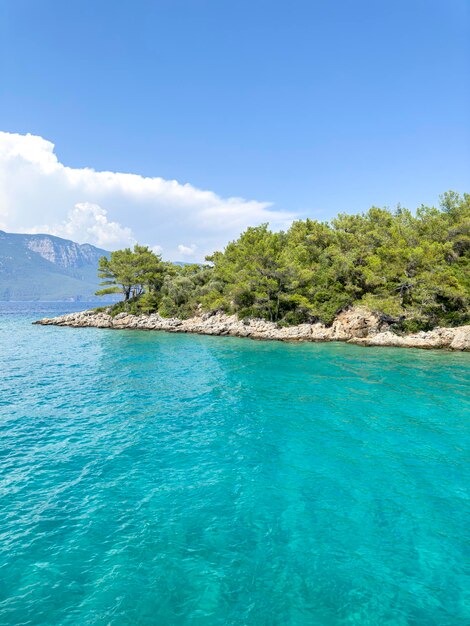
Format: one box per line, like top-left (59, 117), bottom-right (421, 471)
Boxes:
top-left (33, 306), bottom-right (470, 351)
top-left (350, 325), bottom-right (470, 351)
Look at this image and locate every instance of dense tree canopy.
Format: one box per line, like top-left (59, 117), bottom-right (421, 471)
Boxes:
top-left (96, 245), bottom-right (169, 301)
top-left (97, 192), bottom-right (470, 330)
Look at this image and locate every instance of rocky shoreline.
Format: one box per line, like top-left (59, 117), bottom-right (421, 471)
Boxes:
top-left (33, 307), bottom-right (470, 351)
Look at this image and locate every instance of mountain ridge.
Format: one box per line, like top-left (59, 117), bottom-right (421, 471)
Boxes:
top-left (0, 230), bottom-right (110, 301)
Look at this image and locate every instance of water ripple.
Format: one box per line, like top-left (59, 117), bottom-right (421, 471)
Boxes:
top-left (0, 302), bottom-right (469, 625)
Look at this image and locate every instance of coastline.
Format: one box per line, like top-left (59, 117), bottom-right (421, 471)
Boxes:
top-left (33, 306), bottom-right (470, 351)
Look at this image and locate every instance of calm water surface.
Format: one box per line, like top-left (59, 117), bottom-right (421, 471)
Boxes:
top-left (0, 302), bottom-right (469, 625)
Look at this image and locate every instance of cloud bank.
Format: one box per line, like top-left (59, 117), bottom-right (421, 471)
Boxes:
top-left (0, 131), bottom-right (295, 260)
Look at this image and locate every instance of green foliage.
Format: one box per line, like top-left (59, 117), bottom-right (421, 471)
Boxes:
top-left (99, 192), bottom-right (470, 329)
top-left (96, 245), bottom-right (166, 301)
top-left (159, 265), bottom-right (216, 318)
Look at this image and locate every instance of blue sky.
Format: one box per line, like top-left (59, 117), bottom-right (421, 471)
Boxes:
top-left (0, 0), bottom-right (469, 258)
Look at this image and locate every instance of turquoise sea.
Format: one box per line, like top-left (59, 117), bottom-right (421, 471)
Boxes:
top-left (0, 302), bottom-right (469, 625)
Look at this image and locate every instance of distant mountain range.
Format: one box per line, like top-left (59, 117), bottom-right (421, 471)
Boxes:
top-left (0, 230), bottom-right (111, 301)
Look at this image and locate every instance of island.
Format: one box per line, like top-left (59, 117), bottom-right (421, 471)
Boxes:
top-left (35, 192), bottom-right (470, 351)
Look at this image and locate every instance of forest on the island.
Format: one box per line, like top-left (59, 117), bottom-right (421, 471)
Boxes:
top-left (96, 192), bottom-right (470, 331)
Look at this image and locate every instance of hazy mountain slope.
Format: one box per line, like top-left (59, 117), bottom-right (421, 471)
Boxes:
top-left (0, 231), bottom-right (110, 300)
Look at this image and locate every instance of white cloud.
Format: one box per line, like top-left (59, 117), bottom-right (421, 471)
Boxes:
top-left (177, 244), bottom-right (197, 257)
top-left (30, 202), bottom-right (136, 249)
top-left (0, 131), bottom-right (296, 260)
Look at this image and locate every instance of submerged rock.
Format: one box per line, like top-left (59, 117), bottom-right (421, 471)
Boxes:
top-left (33, 306), bottom-right (470, 351)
